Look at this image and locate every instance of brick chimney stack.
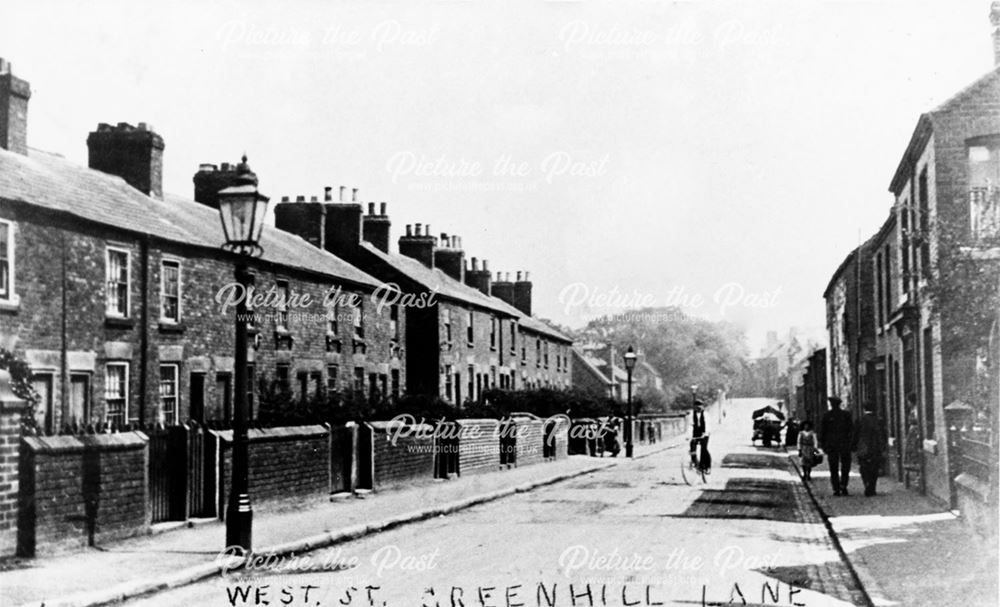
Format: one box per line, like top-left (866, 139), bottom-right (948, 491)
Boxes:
top-left (513, 271), bottom-right (533, 316)
top-left (274, 191), bottom-right (327, 250)
top-left (0, 58), bottom-right (30, 155)
top-left (492, 271), bottom-right (515, 308)
top-left (398, 222), bottom-right (437, 268)
top-left (87, 122), bottom-right (164, 199)
top-left (434, 232), bottom-right (465, 282)
top-left (193, 161), bottom-right (247, 208)
top-left (464, 257), bottom-right (492, 296)
top-left (362, 201), bottom-right (391, 253)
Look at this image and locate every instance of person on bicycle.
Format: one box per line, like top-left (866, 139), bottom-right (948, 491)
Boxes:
top-left (690, 401), bottom-right (711, 472)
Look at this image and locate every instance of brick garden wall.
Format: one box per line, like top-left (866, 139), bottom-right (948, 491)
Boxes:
top-left (456, 419), bottom-right (500, 474)
top-left (0, 396), bottom-right (25, 557)
top-left (514, 418), bottom-right (544, 467)
top-left (216, 425), bottom-right (330, 511)
top-left (368, 421), bottom-right (435, 489)
top-left (17, 432), bottom-right (149, 556)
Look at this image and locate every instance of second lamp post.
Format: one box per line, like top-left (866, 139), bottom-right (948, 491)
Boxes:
top-left (623, 346), bottom-right (637, 458)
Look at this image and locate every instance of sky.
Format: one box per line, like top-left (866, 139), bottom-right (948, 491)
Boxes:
top-left (2, 0), bottom-right (997, 354)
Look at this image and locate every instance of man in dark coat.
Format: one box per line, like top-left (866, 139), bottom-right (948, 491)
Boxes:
top-left (853, 404), bottom-right (886, 496)
top-left (690, 401), bottom-right (707, 467)
top-left (820, 396), bottom-right (854, 495)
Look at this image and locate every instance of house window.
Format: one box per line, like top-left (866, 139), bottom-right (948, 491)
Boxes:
top-left (352, 301), bottom-right (364, 339)
top-left (490, 317), bottom-right (497, 350)
top-left (353, 367), bottom-right (365, 395)
top-left (276, 363), bottom-right (291, 392)
top-left (390, 304), bottom-right (400, 341)
top-left (106, 247), bottom-right (131, 317)
top-left (391, 369), bottom-right (400, 402)
top-left (368, 373), bottom-right (379, 403)
top-left (510, 321), bottom-right (517, 354)
top-left (444, 365), bottom-right (454, 402)
top-left (544, 342), bottom-right (549, 369)
top-left (968, 142), bottom-right (1000, 240)
top-left (467, 310), bottom-right (474, 345)
top-left (443, 308), bottom-right (452, 343)
top-left (161, 260), bottom-right (181, 323)
top-left (467, 365), bottom-right (474, 403)
top-left (923, 327), bottom-right (935, 439)
top-left (328, 302), bottom-right (339, 335)
top-left (105, 362), bottom-right (129, 425)
top-left (159, 364), bottom-right (179, 424)
top-left (327, 364), bottom-right (339, 393)
top-left (918, 169), bottom-right (931, 279)
top-left (0, 220), bottom-right (14, 301)
top-left (536, 339), bottom-right (541, 368)
top-left (69, 373), bottom-right (91, 426)
top-left (277, 280), bottom-right (290, 331)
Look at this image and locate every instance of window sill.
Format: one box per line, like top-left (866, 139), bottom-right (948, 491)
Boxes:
top-left (0, 295), bottom-right (20, 313)
top-left (105, 316), bottom-right (135, 329)
top-left (158, 321), bottom-right (185, 334)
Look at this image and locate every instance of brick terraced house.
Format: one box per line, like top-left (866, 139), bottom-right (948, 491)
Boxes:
top-left (274, 196), bottom-right (573, 407)
top-left (0, 62), bottom-right (403, 430)
top-left (817, 48), bottom-right (1000, 531)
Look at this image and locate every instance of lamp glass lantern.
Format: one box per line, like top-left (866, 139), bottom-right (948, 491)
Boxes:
top-left (623, 347), bottom-right (638, 372)
top-left (218, 156), bottom-right (270, 256)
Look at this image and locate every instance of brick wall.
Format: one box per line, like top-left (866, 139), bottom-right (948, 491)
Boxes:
top-left (0, 388), bottom-right (26, 557)
top-left (216, 425), bottom-right (330, 510)
top-left (545, 416), bottom-right (569, 459)
top-left (514, 418), bottom-right (543, 467)
top-left (456, 418), bottom-right (500, 474)
top-left (368, 421), bottom-right (435, 489)
top-left (18, 432), bottom-right (149, 556)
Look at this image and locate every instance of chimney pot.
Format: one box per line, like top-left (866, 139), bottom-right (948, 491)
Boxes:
top-left (310, 196), bottom-right (318, 202)
top-left (339, 186), bottom-right (346, 202)
top-left (441, 232), bottom-right (448, 246)
top-left (471, 257), bottom-right (479, 271)
top-left (352, 187), bottom-right (359, 203)
top-left (415, 223), bottom-right (423, 237)
top-left (198, 163), bottom-right (216, 171)
top-left (380, 202), bottom-right (387, 215)
top-left (324, 186), bottom-right (333, 201)
top-left (406, 224), bottom-right (413, 236)
top-left (0, 58), bottom-right (9, 75)
top-left (516, 271), bottom-right (522, 281)
top-left (296, 195), bottom-right (305, 202)
top-left (425, 224), bottom-right (431, 237)
top-left (368, 202), bottom-right (375, 215)
top-left (483, 259), bottom-right (489, 272)
top-left (524, 271), bottom-right (530, 281)
top-left (281, 195), bottom-right (289, 202)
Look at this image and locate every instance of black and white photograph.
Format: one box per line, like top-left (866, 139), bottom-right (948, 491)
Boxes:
top-left (0, 1), bottom-right (998, 606)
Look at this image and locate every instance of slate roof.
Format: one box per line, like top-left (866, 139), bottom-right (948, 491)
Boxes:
top-left (358, 242), bottom-right (572, 343)
top-left (571, 349), bottom-right (614, 387)
top-left (0, 147), bottom-right (383, 289)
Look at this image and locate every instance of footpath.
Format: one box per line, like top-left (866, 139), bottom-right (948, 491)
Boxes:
top-left (793, 455), bottom-right (999, 607)
top-left (0, 440), bottom-right (679, 607)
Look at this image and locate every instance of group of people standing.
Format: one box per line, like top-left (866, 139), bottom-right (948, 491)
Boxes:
top-left (797, 396), bottom-right (887, 497)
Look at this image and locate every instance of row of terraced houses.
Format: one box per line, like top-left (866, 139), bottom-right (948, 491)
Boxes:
top-left (0, 59), bottom-right (575, 435)
top-left (811, 25), bottom-right (1000, 536)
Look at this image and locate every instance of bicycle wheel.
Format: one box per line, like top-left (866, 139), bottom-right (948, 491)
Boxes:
top-left (680, 452), bottom-right (694, 486)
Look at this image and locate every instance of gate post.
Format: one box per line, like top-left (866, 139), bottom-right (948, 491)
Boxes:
top-left (0, 371), bottom-right (25, 557)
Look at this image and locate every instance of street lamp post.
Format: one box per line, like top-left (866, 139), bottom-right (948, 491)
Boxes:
top-left (623, 346), bottom-right (638, 458)
top-left (217, 155), bottom-right (269, 553)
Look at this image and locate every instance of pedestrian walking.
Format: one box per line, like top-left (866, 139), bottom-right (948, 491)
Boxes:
top-left (820, 396), bottom-right (854, 495)
top-left (797, 420), bottom-right (819, 481)
top-left (854, 404), bottom-right (886, 496)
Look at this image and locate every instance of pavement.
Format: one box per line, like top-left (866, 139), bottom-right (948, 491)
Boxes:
top-left (2, 400), bottom-right (995, 607)
top-left (0, 435), bottom-right (682, 607)
top-left (792, 452), bottom-right (999, 607)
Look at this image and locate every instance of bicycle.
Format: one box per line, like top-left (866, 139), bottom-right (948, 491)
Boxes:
top-left (680, 434), bottom-right (711, 485)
